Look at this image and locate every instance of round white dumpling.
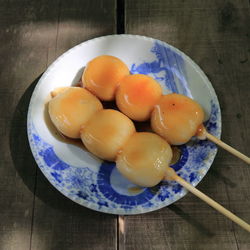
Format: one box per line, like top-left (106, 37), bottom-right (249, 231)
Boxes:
top-left (151, 94), bottom-right (205, 145)
top-left (48, 87), bottom-right (103, 138)
top-left (116, 132), bottom-right (173, 187)
top-left (82, 55), bottom-right (130, 101)
top-left (80, 109), bottom-right (136, 161)
top-left (116, 74), bottom-right (162, 121)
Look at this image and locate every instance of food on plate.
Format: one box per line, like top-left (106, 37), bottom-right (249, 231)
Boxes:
top-left (82, 55), bottom-right (130, 101)
top-left (80, 109), bottom-right (136, 161)
top-left (151, 93), bottom-right (205, 145)
top-left (116, 74), bottom-right (162, 121)
top-left (47, 57), bottom-right (206, 187)
top-left (48, 87), bottom-right (103, 138)
top-left (48, 84), bottom-right (172, 186)
top-left (116, 132), bottom-right (173, 187)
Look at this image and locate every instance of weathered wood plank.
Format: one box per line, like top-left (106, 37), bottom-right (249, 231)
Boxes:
top-left (0, 0), bottom-right (117, 250)
top-left (124, 0), bottom-right (250, 249)
top-left (31, 0), bottom-right (117, 249)
top-left (0, 0), bottom-right (54, 248)
top-left (31, 171), bottom-right (116, 250)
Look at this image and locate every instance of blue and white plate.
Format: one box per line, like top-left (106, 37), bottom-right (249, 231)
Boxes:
top-left (27, 35), bottom-right (221, 214)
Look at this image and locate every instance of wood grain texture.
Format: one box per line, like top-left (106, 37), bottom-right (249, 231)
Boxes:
top-left (124, 0), bottom-right (250, 249)
top-left (1, 0), bottom-right (250, 249)
top-left (0, 0), bottom-right (116, 250)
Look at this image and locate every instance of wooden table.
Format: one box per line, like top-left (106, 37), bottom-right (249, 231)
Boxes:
top-left (1, 0), bottom-right (250, 249)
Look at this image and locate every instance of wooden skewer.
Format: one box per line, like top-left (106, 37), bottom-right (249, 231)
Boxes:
top-left (205, 131), bottom-right (250, 164)
top-left (165, 168), bottom-right (250, 233)
top-left (197, 125), bottom-right (250, 164)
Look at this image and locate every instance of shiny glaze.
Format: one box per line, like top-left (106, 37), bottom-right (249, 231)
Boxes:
top-left (82, 55), bottom-right (129, 101)
top-left (116, 74), bottom-right (162, 121)
top-left (80, 109), bottom-right (136, 161)
top-left (151, 93), bottom-right (204, 145)
top-left (44, 101), bottom-right (85, 149)
top-left (116, 132), bottom-right (173, 187)
top-left (48, 87), bottom-right (103, 138)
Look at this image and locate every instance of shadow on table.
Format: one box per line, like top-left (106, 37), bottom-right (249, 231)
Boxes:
top-left (168, 204), bottom-right (214, 237)
top-left (208, 153), bottom-right (237, 188)
top-left (167, 152), bottom-right (237, 237)
top-left (9, 76), bottom-right (41, 194)
top-left (9, 75), bottom-right (107, 217)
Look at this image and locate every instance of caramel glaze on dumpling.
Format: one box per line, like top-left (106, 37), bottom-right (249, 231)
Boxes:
top-left (48, 87), bottom-right (103, 139)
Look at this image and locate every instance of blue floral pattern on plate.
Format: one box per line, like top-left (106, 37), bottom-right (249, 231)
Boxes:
top-left (131, 42), bottom-right (192, 97)
top-left (27, 35), bottom-right (221, 214)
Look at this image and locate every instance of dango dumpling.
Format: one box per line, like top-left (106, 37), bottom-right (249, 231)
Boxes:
top-left (116, 132), bottom-right (173, 187)
top-left (151, 93), bottom-right (205, 145)
top-left (48, 87), bottom-right (103, 138)
top-left (82, 55), bottom-right (130, 101)
top-left (116, 74), bottom-right (162, 121)
top-left (80, 109), bottom-right (135, 161)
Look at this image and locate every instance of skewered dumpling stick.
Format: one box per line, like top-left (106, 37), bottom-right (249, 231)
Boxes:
top-left (151, 93), bottom-right (250, 164)
top-left (116, 131), bottom-right (250, 232)
top-left (48, 86), bottom-right (250, 232)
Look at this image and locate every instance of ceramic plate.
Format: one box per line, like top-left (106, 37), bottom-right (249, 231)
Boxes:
top-left (27, 35), bottom-right (221, 214)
